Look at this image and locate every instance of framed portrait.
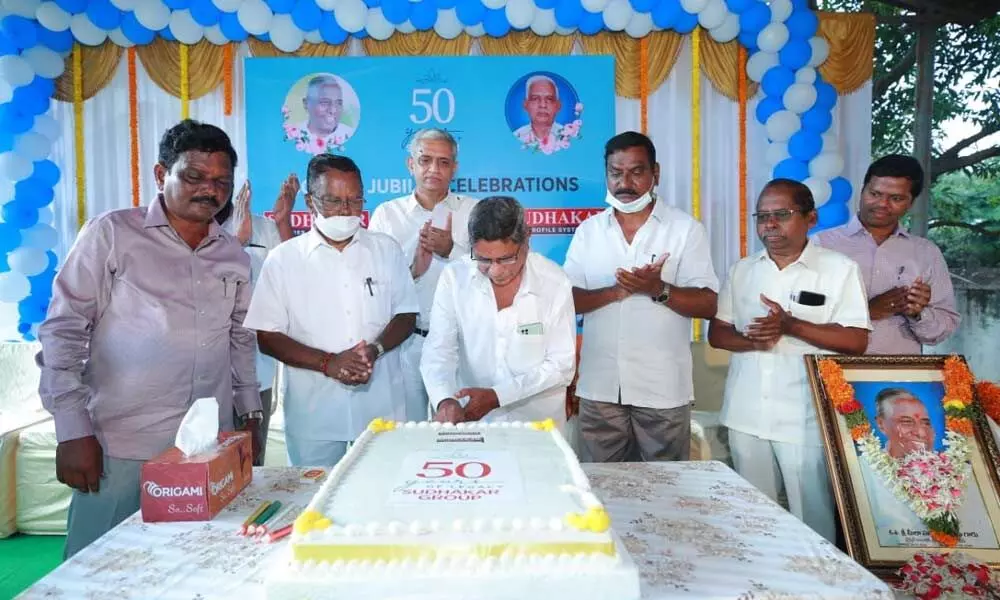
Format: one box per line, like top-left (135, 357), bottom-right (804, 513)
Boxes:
top-left (806, 354), bottom-right (1000, 580)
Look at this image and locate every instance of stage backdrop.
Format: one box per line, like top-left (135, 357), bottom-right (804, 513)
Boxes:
top-left (244, 55), bottom-right (615, 265)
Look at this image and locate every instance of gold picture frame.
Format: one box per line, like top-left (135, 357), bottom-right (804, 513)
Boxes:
top-left (805, 354), bottom-right (1000, 580)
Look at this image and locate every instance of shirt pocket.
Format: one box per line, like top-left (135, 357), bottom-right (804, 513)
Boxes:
top-left (507, 332), bottom-right (545, 375)
top-left (361, 274), bottom-right (393, 330)
top-left (208, 273), bottom-right (243, 327)
top-left (787, 302), bottom-right (829, 325)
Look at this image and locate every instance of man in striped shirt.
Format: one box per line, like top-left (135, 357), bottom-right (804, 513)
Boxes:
top-left (815, 155), bottom-right (959, 354)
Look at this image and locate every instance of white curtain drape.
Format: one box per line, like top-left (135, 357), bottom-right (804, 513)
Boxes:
top-left (46, 38), bottom-right (872, 279)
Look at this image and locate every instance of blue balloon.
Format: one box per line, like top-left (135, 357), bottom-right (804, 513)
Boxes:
top-left (755, 96), bottom-right (783, 124)
top-left (2, 201), bottom-right (39, 229)
top-left (725, 0), bottom-right (754, 12)
top-left (457, 0), bottom-right (486, 25)
top-left (785, 9), bottom-right (818, 39)
top-left (829, 176), bottom-right (852, 204)
top-left (739, 2), bottom-right (770, 34)
top-left (18, 297), bottom-right (48, 325)
top-left (737, 29), bottom-right (758, 52)
top-left (629, 0), bottom-right (655, 13)
top-left (381, 0), bottom-right (412, 25)
top-left (535, 0), bottom-right (558, 9)
top-left (0, 130), bottom-right (12, 153)
top-left (761, 66), bottom-right (795, 98)
top-left (219, 11), bottom-right (249, 42)
top-left (2, 16), bottom-right (38, 50)
top-left (256, 31), bottom-right (271, 41)
top-left (0, 31), bottom-right (17, 56)
top-left (774, 158), bottom-right (809, 181)
top-left (801, 105), bottom-right (832, 132)
top-left (788, 130), bottom-right (822, 162)
top-left (0, 103), bottom-right (32, 134)
top-left (554, 0), bottom-right (583, 27)
top-left (436, 0), bottom-right (459, 8)
top-left (163, 0), bottom-right (191, 8)
top-left (15, 181), bottom-right (55, 209)
top-left (578, 9), bottom-right (604, 35)
top-left (160, 26), bottom-right (177, 41)
top-left (29, 271), bottom-right (55, 300)
top-left (190, 0), bottom-right (222, 26)
top-left (410, 0), bottom-right (438, 30)
top-left (318, 12), bottom-right (347, 44)
top-left (121, 12), bottom-right (156, 45)
top-left (363, 0), bottom-right (381, 8)
top-left (482, 7), bottom-right (510, 36)
top-left (0, 222), bottom-right (22, 252)
top-left (813, 200), bottom-right (849, 232)
top-left (291, 0), bottom-right (322, 30)
top-left (651, 0), bottom-right (681, 29)
top-left (814, 80), bottom-right (837, 111)
top-left (0, 252), bottom-right (8, 273)
top-left (37, 27), bottom-right (74, 53)
top-left (54, 0), bottom-right (87, 14)
top-left (778, 38), bottom-right (811, 70)
top-left (673, 9), bottom-right (697, 34)
top-left (266, 0), bottom-right (295, 13)
top-left (14, 77), bottom-right (55, 117)
top-left (354, 29), bottom-right (368, 39)
top-left (45, 251), bottom-right (58, 271)
top-left (86, 0), bottom-right (123, 30)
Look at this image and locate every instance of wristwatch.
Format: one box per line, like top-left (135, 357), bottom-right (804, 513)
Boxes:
top-left (374, 341), bottom-right (386, 359)
top-left (652, 283), bottom-right (672, 305)
top-left (241, 410), bottom-right (264, 421)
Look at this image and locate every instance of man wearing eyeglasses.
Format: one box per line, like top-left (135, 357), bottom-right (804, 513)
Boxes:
top-left (709, 179), bottom-right (870, 542)
top-left (243, 154), bottom-right (418, 466)
top-left (368, 129), bottom-right (478, 421)
top-left (421, 196), bottom-right (576, 427)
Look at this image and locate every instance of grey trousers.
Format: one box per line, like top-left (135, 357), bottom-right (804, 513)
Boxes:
top-left (579, 399), bottom-right (691, 462)
top-left (64, 455), bottom-right (144, 559)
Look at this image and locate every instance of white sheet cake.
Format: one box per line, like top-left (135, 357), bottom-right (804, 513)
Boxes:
top-left (264, 418), bottom-right (640, 600)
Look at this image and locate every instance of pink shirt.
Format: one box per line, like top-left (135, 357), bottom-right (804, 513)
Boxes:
top-left (814, 216), bottom-right (959, 354)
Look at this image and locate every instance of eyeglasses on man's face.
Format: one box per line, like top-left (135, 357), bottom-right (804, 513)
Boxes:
top-left (752, 209), bottom-right (806, 225)
top-left (311, 195), bottom-right (364, 213)
top-left (472, 245), bottom-right (522, 268)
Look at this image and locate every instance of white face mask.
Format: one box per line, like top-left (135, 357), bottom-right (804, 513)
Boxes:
top-left (314, 214), bottom-right (361, 242)
top-left (605, 187), bottom-right (655, 214)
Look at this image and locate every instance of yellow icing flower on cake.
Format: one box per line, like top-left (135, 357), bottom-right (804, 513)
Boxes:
top-left (565, 507), bottom-right (611, 533)
top-left (294, 509), bottom-right (330, 534)
top-left (368, 417), bottom-right (397, 433)
top-left (529, 418), bottom-right (556, 432)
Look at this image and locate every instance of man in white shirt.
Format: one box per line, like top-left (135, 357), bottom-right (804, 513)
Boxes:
top-left (564, 132), bottom-right (719, 462)
top-left (243, 154), bottom-right (418, 466)
top-left (421, 196), bottom-right (576, 427)
top-left (368, 128), bottom-right (477, 420)
top-left (709, 179), bottom-right (871, 542)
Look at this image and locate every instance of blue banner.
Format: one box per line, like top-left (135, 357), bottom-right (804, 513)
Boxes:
top-left (244, 55), bottom-right (615, 264)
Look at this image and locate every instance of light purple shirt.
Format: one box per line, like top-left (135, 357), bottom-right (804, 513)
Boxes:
top-left (37, 198), bottom-right (260, 461)
top-left (814, 216), bottom-right (959, 354)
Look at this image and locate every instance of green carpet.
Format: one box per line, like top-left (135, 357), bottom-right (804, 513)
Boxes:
top-left (0, 534), bottom-right (64, 598)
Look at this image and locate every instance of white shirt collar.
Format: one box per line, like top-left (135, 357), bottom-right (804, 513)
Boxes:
top-left (304, 226), bottom-right (362, 255)
top-left (472, 250), bottom-right (541, 300)
top-left (755, 239), bottom-right (821, 271)
top-left (405, 192), bottom-right (459, 214)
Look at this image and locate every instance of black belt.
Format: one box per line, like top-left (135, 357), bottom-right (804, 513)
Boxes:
top-left (415, 328), bottom-right (429, 337)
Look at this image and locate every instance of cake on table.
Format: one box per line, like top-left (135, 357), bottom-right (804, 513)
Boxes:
top-left (265, 418), bottom-right (640, 600)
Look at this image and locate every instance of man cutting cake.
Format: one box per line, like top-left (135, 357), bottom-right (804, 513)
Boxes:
top-left (421, 196), bottom-right (576, 428)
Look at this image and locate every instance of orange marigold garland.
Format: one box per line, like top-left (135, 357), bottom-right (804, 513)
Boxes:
top-left (977, 380), bottom-right (1000, 423)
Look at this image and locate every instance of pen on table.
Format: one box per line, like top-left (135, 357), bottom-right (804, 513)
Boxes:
top-left (255, 503), bottom-right (298, 537)
top-left (364, 277), bottom-right (374, 296)
top-left (246, 500), bottom-right (283, 536)
top-left (239, 501), bottom-right (271, 534)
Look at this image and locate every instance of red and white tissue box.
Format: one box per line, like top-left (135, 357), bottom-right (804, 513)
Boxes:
top-left (140, 431), bottom-right (253, 522)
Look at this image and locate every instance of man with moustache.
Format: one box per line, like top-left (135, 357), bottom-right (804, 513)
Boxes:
top-left (243, 154), bottom-right (417, 466)
top-left (368, 129), bottom-right (478, 420)
top-left (815, 155), bottom-right (959, 354)
top-left (36, 120), bottom-right (262, 557)
top-left (709, 179), bottom-right (870, 542)
top-left (564, 131), bottom-right (719, 463)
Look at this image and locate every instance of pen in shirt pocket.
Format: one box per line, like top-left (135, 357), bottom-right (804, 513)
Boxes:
top-left (364, 277), bottom-right (374, 296)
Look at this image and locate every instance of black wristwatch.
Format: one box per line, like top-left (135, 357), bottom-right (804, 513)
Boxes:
top-left (652, 283), bottom-right (671, 305)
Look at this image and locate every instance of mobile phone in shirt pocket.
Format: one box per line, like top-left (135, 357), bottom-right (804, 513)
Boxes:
top-left (788, 299), bottom-right (829, 324)
top-left (507, 327), bottom-right (545, 374)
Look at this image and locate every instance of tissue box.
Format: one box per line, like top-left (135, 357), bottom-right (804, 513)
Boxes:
top-left (140, 431), bottom-right (253, 522)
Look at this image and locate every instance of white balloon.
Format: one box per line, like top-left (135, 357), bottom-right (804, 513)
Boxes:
top-left (0, 179), bottom-right (13, 206)
top-left (0, 273), bottom-right (30, 304)
top-left (0, 79), bottom-right (11, 104)
top-left (769, 0), bottom-right (792, 22)
top-left (316, 0), bottom-right (337, 8)
top-left (169, 9), bottom-right (204, 45)
top-left (3, 0), bottom-right (40, 19)
top-left (20, 223), bottom-right (58, 250)
top-left (809, 152), bottom-right (845, 179)
top-left (554, 24), bottom-right (575, 35)
top-left (14, 132), bottom-right (50, 162)
top-left (601, 0), bottom-right (630, 32)
top-left (270, 13), bottom-right (305, 50)
top-left (364, 8), bottom-right (393, 41)
top-left (304, 29), bottom-right (322, 44)
top-left (334, 0), bottom-right (366, 33)
top-left (679, 0), bottom-right (707, 12)
top-left (795, 67), bottom-right (816, 84)
top-left (805, 177), bottom-right (832, 207)
top-left (204, 24), bottom-right (229, 45)
top-left (35, 1), bottom-right (71, 32)
top-left (36, 205), bottom-right (53, 226)
top-left (21, 46), bottom-right (63, 79)
top-left (396, 20), bottom-right (415, 34)
top-left (464, 23), bottom-right (485, 37)
top-left (111, 0), bottom-right (137, 9)
top-left (808, 37), bottom-right (830, 67)
top-left (238, 0), bottom-right (273, 35)
top-left (580, 0), bottom-right (609, 12)
top-left (8, 247), bottom-right (48, 277)
top-left (434, 8), bottom-right (463, 40)
top-left (481, 0), bottom-right (506, 9)
top-left (697, 0), bottom-right (726, 30)
top-left (33, 114), bottom-right (61, 142)
top-left (757, 22), bottom-right (789, 54)
top-left (212, 0), bottom-right (244, 11)
top-left (0, 152), bottom-right (32, 181)
top-left (624, 10), bottom-right (652, 38)
top-left (529, 8), bottom-right (556, 36)
top-left (783, 82), bottom-right (817, 114)
top-left (135, 0), bottom-right (171, 32)
top-left (0, 55), bottom-right (33, 88)
top-left (765, 141), bottom-right (789, 167)
top-left (709, 12), bottom-right (739, 43)
top-left (108, 27), bottom-right (135, 48)
top-left (746, 51), bottom-right (778, 83)
top-left (505, 0), bottom-right (535, 30)
top-left (765, 110), bottom-right (800, 143)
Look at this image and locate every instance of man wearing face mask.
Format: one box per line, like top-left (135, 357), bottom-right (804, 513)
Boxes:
top-left (421, 196), bottom-right (576, 427)
top-left (563, 132), bottom-right (719, 463)
top-left (368, 129), bottom-right (478, 421)
top-left (36, 120), bottom-right (261, 558)
top-left (243, 154), bottom-right (418, 466)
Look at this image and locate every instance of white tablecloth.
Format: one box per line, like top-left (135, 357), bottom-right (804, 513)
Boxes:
top-left (18, 461), bottom-right (892, 599)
